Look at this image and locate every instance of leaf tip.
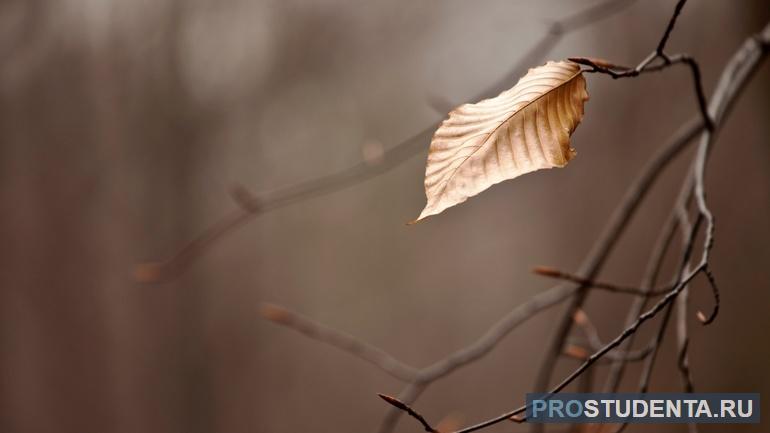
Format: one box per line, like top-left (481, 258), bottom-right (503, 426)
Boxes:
top-left (408, 205), bottom-right (441, 225)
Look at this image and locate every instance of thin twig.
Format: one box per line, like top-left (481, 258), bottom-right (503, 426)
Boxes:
top-left (603, 170), bottom-right (695, 392)
top-left (378, 394), bottom-right (438, 433)
top-left (637, 302), bottom-right (677, 393)
top-left (571, 53), bottom-right (713, 132)
top-left (696, 266), bottom-right (719, 324)
top-left (260, 304), bottom-right (420, 382)
top-left (570, 309), bottom-right (654, 362)
top-left (533, 266), bottom-right (670, 296)
top-left (568, 0), bottom-right (713, 133)
top-left (261, 283), bottom-right (577, 433)
top-left (613, 204), bottom-right (697, 433)
top-left (676, 296), bottom-right (695, 393)
top-left (378, 383), bottom-right (427, 433)
top-left (134, 125), bottom-right (432, 282)
top-left (656, 0), bottom-right (688, 54)
top-left (563, 343), bottom-right (650, 363)
top-left (609, 300), bottom-right (677, 433)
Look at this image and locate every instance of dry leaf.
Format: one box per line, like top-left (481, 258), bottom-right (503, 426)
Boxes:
top-left (413, 60), bottom-right (588, 222)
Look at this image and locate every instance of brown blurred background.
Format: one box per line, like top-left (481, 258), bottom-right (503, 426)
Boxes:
top-left (0, 1), bottom-right (768, 432)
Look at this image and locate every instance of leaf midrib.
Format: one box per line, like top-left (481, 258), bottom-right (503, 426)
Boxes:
top-left (432, 68), bottom-right (583, 202)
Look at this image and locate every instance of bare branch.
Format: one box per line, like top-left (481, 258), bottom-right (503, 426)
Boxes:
top-left (676, 295), bottom-right (695, 393)
top-left (571, 53), bottom-right (713, 132)
top-left (418, 283), bottom-right (576, 382)
top-left (636, 302), bottom-right (676, 393)
top-left (134, 125), bottom-right (432, 282)
top-left (260, 304), bottom-right (420, 382)
top-left (696, 266), bottom-right (720, 324)
top-left (603, 172), bottom-right (694, 392)
top-left (570, 310), bottom-right (654, 362)
top-left (612, 206), bottom-right (698, 433)
top-left (261, 281), bottom-right (577, 433)
top-left (563, 343), bottom-right (651, 363)
top-left (567, 0), bottom-right (713, 134)
top-left (656, 0), bottom-right (688, 53)
top-left (377, 282), bottom-right (578, 432)
top-left (533, 266), bottom-right (670, 296)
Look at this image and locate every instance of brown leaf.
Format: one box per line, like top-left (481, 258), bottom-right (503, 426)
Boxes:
top-left (413, 60), bottom-right (589, 222)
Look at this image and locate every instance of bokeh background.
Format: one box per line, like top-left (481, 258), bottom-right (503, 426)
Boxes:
top-left (1, 1), bottom-right (768, 432)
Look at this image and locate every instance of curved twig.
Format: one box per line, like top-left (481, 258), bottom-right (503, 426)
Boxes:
top-left (533, 267), bottom-right (671, 296)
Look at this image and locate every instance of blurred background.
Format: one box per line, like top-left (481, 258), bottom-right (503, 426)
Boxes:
top-left (1, 0), bottom-right (768, 432)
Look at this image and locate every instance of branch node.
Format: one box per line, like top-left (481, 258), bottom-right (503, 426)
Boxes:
top-left (230, 184), bottom-right (262, 213)
top-left (548, 21), bottom-right (565, 36)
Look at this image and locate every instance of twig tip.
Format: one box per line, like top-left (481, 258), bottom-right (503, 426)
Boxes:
top-left (532, 265), bottom-right (560, 277)
top-left (133, 262), bottom-right (165, 283)
top-left (573, 308), bottom-right (589, 325)
top-left (378, 393), bottom-right (407, 410)
top-left (229, 184), bottom-right (261, 213)
top-left (260, 303), bottom-right (294, 325)
top-left (696, 309), bottom-right (717, 325)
